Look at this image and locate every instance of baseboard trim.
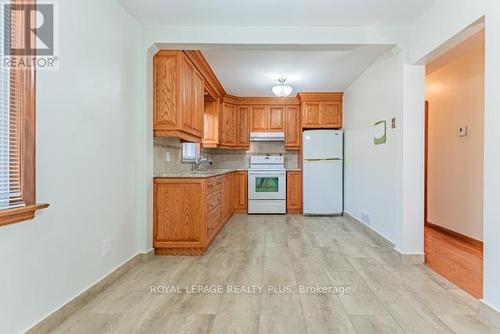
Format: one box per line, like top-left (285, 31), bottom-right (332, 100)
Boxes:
top-left (140, 249), bottom-right (155, 263)
top-left (425, 222), bottom-right (483, 250)
top-left (394, 249), bottom-right (426, 265)
top-left (343, 212), bottom-right (395, 249)
top-left (26, 251), bottom-right (153, 334)
top-left (344, 212), bottom-right (424, 264)
top-left (479, 301), bottom-right (500, 329)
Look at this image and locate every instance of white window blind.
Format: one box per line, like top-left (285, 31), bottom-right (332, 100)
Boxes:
top-left (182, 143), bottom-right (200, 162)
top-left (0, 2), bottom-right (24, 210)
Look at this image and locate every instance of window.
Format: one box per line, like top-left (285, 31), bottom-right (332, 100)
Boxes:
top-left (0, 1), bottom-right (47, 227)
top-left (182, 143), bottom-right (200, 162)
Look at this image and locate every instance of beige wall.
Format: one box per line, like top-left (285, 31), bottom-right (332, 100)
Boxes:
top-left (425, 31), bottom-right (484, 241)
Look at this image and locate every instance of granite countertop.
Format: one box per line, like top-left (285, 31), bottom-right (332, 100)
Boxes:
top-left (155, 168), bottom-right (302, 179)
top-left (154, 169), bottom-right (242, 179)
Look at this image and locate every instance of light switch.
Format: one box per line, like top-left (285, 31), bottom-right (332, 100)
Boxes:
top-left (459, 126), bottom-right (468, 137)
top-left (165, 152), bottom-right (171, 162)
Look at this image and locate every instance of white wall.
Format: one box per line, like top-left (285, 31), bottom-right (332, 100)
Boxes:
top-left (411, 0), bottom-right (500, 312)
top-left (344, 49), bottom-right (425, 255)
top-left (344, 50), bottom-right (403, 245)
top-left (0, 0), bottom-right (141, 333)
top-left (399, 64), bottom-right (425, 255)
top-left (426, 34), bottom-right (485, 241)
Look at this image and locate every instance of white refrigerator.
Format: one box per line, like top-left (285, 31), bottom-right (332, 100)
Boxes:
top-left (303, 130), bottom-right (343, 215)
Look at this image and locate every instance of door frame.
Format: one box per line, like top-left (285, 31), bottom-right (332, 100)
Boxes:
top-left (424, 101), bottom-right (429, 225)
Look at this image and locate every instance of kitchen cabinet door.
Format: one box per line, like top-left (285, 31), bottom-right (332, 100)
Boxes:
top-left (251, 106), bottom-right (268, 132)
top-left (180, 56), bottom-right (195, 134)
top-left (154, 181), bottom-right (204, 246)
top-left (153, 52), bottom-right (178, 130)
top-left (221, 173), bottom-right (234, 223)
top-left (285, 106), bottom-right (301, 149)
top-left (287, 171), bottom-right (302, 213)
top-left (303, 102), bottom-right (321, 128)
top-left (237, 106), bottom-right (250, 148)
top-left (233, 171), bottom-right (248, 212)
top-left (191, 69), bottom-right (205, 137)
top-left (268, 106), bottom-right (285, 131)
top-left (228, 104), bottom-right (237, 146)
top-left (321, 102), bottom-right (342, 128)
top-left (221, 103), bottom-right (237, 147)
top-left (153, 51), bottom-right (205, 142)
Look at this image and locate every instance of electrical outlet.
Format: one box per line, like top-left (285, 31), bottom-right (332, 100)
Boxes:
top-left (165, 152), bottom-right (171, 162)
top-left (361, 211), bottom-right (372, 225)
top-left (102, 239), bottom-right (111, 257)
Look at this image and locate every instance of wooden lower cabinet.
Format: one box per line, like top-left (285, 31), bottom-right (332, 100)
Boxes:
top-left (154, 171), bottom-right (247, 255)
top-left (221, 173), bottom-right (233, 222)
top-left (287, 171), bottom-right (303, 213)
top-left (233, 171), bottom-right (248, 212)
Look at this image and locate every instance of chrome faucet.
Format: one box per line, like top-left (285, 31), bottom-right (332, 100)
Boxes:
top-left (193, 154), bottom-right (213, 171)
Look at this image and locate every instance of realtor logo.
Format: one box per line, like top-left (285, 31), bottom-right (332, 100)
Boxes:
top-left (2, 1), bottom-right (59, 70)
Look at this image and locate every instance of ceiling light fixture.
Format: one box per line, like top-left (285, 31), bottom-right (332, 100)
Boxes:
top-left (272, 78), bottom-right (293, 97)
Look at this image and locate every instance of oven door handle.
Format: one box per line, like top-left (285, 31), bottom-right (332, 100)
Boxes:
top-left (249, 171), bottom-right (286, 176)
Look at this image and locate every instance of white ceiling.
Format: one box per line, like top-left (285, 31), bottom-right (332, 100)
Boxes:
top-left (201, 46), bottom-right (393, 96)
top-left (118, 0), bottom-right (437, 27)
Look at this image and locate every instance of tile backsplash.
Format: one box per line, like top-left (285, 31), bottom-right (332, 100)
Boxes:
top-left (154, 138), bottom-right (300, 174)
top-left (154, 137), bottom-right (193, 175)
top-left (206, 143), bottom-right (299, 169)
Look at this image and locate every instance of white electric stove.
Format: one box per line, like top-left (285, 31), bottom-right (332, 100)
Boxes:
top-left (248, 155), bottom-right (286, 214)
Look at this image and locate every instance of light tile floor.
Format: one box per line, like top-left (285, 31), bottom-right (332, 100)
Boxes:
top-left (51, 215), bottom-right (499, 334)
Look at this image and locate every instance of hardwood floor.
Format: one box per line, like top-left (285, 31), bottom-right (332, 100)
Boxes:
top-left (425, 225), bottom-right (483, 299)
top-left (47, 215), bottom-right (495, 334)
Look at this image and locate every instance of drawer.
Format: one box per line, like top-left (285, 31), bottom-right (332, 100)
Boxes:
top-left (207, 176), bottom-right (222, 194)
top-left (207, 191), bottom-right (222, 216)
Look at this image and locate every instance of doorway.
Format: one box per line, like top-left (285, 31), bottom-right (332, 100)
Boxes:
top-left (424, 30), bottom-right (485, 299)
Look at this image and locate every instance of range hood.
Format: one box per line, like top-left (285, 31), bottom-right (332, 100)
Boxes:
top-left (250, 132), bottom-right (285, 142)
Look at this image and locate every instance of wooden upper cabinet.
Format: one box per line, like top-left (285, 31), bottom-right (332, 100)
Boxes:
top-left (303, 102), bottom-right (321, 128)
top-left (180, 56), bottom-right (194, 133)
top-left (153, 53), bottom-right (178, 129)
top-left (268, 106), bottom-right (285, 131)
top-left (192, 69), bottom-right (204, 137)
top-left (285, 106), bottom-right (301, 149)
top-left (251, 106), bottom-right (268, 132)
top-left (154, 51), bottom-right (205, 142)
top-left (237, 106), bottom-right (250, 148)
top-left (299, 93), bottom-right (344, 129)
top-left (202, 98), bottom-right (220, 148)
top-left (250, 105), bottom-right (287, 132)
top-left (221, 103), bottom-right (237, 147)
top-left (321, 102), bottom-right (342, 128)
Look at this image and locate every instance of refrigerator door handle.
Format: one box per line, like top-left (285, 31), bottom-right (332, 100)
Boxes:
top-left (304, 158), bottom-right (342, 162)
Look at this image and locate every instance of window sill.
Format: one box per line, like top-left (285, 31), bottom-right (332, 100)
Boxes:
top-left (0, 204), bottom-right (49, 228)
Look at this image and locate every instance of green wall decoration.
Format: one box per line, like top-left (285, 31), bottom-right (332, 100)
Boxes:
top-left (374, 120), bottom-right (387, 145)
